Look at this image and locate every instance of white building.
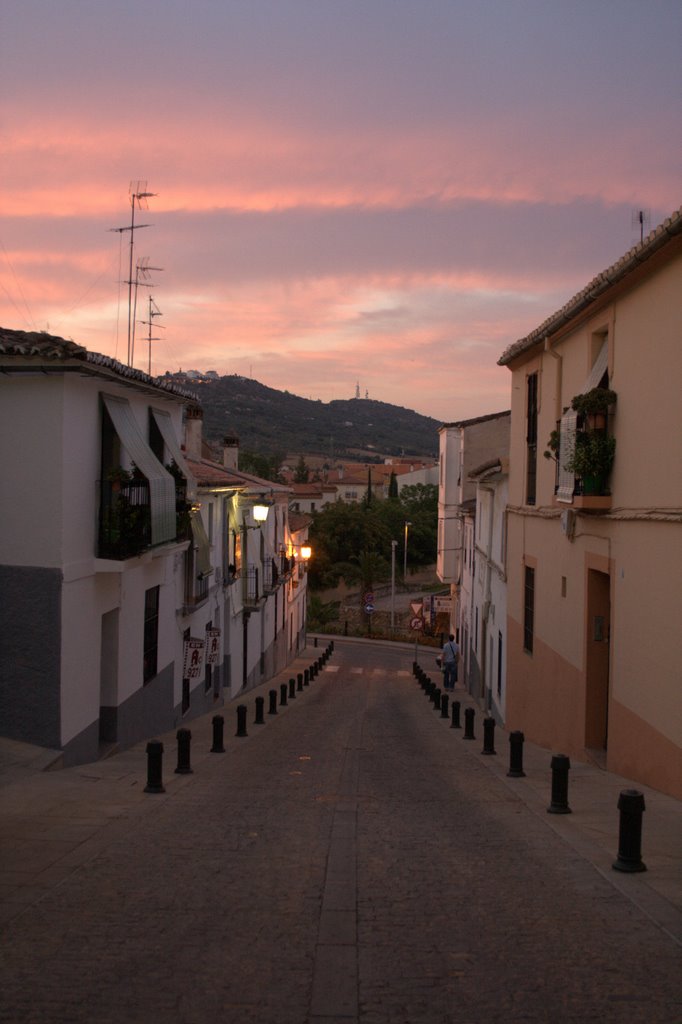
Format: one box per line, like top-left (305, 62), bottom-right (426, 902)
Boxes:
top-left (0, 329), bottom-right (308, 766)
top-left (468, 458), bottom-right (509, 723)
top-left (437, 411), bottom-right (510, 703)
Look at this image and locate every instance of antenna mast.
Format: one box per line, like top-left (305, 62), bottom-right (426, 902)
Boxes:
top-left (109, 181), bottom-right (156, 365)
top-left (129, 256), bottom-right (163, 366)
top-left (139, 295), bottom-right (165, 375)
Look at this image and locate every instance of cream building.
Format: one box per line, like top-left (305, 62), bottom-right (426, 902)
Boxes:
top-left (498, 210), bottom-right (682, 798)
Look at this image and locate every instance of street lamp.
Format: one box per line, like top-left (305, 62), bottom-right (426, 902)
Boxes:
top-left (403, 521), bottom-right (411, 580)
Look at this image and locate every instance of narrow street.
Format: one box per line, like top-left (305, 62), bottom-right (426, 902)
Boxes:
top-left (1, 641), bottom-right (680, 1023)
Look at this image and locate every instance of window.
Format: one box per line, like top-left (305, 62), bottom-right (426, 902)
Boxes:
top-left (523, 566), bottom-right (535, 653)
top-left (143, 586), bottom-right (160, 682)
top-left (526, 373), bottom-right (538, 505)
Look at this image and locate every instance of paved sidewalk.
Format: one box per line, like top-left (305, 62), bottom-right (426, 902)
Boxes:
top-left (0, 644), bottom-right (328, 926)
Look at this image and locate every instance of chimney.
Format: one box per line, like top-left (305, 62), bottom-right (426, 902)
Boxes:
top-left (185, 405), bottom-right (203, 460)
top-left (223, 434), bottom-right (239, 470)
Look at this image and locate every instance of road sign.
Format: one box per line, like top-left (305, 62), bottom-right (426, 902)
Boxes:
top-left (364, 591), bottom-right (374, 604)
top-left (365, 603), bottom-right (375, 614)
top-left (410, 616), bottom-right (424, 630)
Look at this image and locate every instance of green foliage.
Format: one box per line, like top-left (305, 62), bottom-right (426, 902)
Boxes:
top-left (308, 485), bottom-right (437, 589)
top-left (293, 455), bottom-right (309, 483)
top-left (238, 449), bottom-right (285, 482)
top-left (543, 429), bottom-right (561, 461)
top-left (567, 430), bottom-right (616, 480)
top-left (388, 471), bottom-right (398, 499)
top-left (571, 387), bottom-right (617, 416)
top-left (307, 594), bottom-right (341, 630)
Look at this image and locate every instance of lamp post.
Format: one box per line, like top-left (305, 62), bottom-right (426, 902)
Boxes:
top-left (390, 539), bottom-right (397, 631)
top-left (403, 521), bottom-right (411, 581)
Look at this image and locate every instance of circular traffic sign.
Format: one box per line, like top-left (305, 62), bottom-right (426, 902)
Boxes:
top-left (365, 603), bottom-right (375, 614)
top-left (410, 616), bottom-right (424, 630)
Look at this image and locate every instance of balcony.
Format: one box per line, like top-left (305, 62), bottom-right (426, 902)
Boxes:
top-left (99, 473), bottom-right (191, 560)
top-left (99, 478), bottom-right (152, 559)
top-left (243, 565), bottom-right (263, 608)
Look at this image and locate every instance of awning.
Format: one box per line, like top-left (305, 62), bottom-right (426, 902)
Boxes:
top-left (190, 511), bottom-right (212, 578)
top-left (102, 394), bottom-right (176, 546)
top-left (556, 341), bottom-right (610, 504)
top-left (151, 408), bottom-right (197, 499)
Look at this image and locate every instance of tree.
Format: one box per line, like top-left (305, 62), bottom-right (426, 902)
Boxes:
top-left (238, 450), bottom-right (284, 482)
top-left (388, 471), bottom-right (398, 499)
top-left (293, 455), bottom-right (310, 483)
top-left (364, 467), bottom-right (373, 506)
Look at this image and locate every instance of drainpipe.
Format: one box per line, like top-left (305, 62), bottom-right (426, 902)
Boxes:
top-left (544, 335), bottom-right (563, 424)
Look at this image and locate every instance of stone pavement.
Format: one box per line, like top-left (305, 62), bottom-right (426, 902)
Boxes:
top-left (0, 637), bottom-right (680, 1023)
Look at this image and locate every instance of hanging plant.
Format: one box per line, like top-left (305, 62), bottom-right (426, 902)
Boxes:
top-left (570, 387), bottom-right (617, 417)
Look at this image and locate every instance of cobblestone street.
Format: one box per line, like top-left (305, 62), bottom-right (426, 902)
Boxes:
top-left (1, 640), bottom-right (680, 1023)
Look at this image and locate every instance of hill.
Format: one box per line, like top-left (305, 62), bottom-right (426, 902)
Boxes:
top-left (169, 374), bottom-right (439, 460)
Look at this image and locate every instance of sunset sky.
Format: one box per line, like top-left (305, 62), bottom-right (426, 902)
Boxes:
top-left (1, 1), bottom-right (680, 422)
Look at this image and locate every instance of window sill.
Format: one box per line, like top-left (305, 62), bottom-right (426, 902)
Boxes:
top-left (554, 494), bottom-right (612, 511)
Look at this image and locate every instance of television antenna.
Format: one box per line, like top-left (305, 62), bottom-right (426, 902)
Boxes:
top-left (139, 295), bottom-right (165, 375)
top-left (128, 256), bottom-right (163, 366)
top-left (109, 181), bottom-right (156, 365)
top-left (631, 209), bottom-right (650, 245)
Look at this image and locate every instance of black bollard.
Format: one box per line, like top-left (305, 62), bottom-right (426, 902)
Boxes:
top-left (289, 677), bottom-right (296, 699)
top-left (280, 683), bottom-right (288, 707)
top-left (210, 715), bottom-right (225, 753)
top-left (236, 704), bottom-right (248, 737)
top-left (331, 641), bottom-right (335, 653)
top-left (451, 700), bottom-right (461, 729)
top-left (298, 672), bottom-right (305, 690)
top-left (612, 790), bottom-right (647, 873)
top-left (304, 668), bottom-right (310, 686)
top-left (441, 693), bottom-right (449, 719)
top-left (463, 707), bottom-right (476, 740)
top-left (433, 688), bottom-right (441, 711)
top-left (254, 696), bottom-right (265, 725)
top-left (413, 661), bottom-right (418, 675)
top-left (426, 681), bottom-right (434, 701)
top-left (314, 636), bottom-right (318, 647)
top-left (507, 730), bottom-right (526, 777)
top-left (547, 754), bottom-right (571, 814)
top-left (144, 740), bottom-right (165, 793)
top-left (482, 717), bottom-right (496, 755)
top-left (268, 689), bottom-right (278, 715)
top-left (175, 728), bottom-right (193, 774)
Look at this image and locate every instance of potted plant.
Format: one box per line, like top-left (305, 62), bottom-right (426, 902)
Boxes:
top-left (543, 428), bottom-right (561, 462)
top-left (566, 430), bottom-right (616, 494)
top-left (571, 387), bottom-right (617, 429)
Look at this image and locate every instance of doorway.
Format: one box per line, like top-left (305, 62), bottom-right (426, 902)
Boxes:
top-left (99, 609), bottom-right (119, 745)
top-left (585, 569), bottom-right (611, 753)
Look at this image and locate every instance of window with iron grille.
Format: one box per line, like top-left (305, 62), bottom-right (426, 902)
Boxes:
top-left (523, 566), bottom-right (535, 653)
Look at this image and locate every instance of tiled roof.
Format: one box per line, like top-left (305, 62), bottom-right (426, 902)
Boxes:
top-left (498, 207), bottom-right (682, 366)
top-left (439, 410), bottom-right (511, 430)
top-left (289, 512), bottom-right (312, 533)
top-left (0, 327), bottom-right (198, 401)
top-left (186, 456), bottom-right (290, 495)
top-left (186, 458), bottom-right (243, 489)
